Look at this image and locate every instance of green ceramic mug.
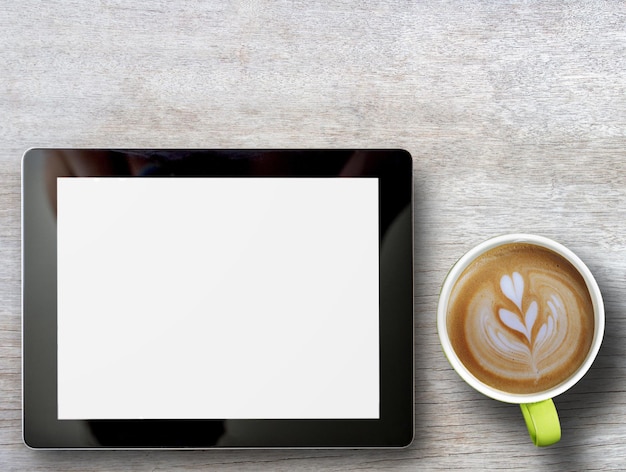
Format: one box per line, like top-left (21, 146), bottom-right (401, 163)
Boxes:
top-left (437, 234), bottom-right (604, 446)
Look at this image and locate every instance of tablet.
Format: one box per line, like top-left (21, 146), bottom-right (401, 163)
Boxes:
top-left (22, 149), bottom-right (414, 449)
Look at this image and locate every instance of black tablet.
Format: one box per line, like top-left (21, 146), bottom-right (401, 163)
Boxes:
top-left (22, 149), bottom-right (413, 449)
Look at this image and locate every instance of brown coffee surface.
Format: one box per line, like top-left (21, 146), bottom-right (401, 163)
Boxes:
top-left (447, 243), bottom-right (595, 395)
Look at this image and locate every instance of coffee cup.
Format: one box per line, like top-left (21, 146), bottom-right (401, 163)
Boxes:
top-left (437, 234), bottom-right (604, 446)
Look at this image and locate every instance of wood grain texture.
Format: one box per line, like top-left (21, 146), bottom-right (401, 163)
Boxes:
top-left (2, 0), bottom-right (626, 469)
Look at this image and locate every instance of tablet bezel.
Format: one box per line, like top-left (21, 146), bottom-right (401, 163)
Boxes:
top-left (22, 149), bottom-right (414, 449)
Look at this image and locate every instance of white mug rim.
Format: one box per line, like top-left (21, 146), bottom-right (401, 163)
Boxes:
top-left (437, 233), bottom-right (605, 404)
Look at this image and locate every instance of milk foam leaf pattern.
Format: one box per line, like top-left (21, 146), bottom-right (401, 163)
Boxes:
top-left (499, 308), bottom-right (531, 341)
top-left (525, 301), bottom-right (538, 340)
top-left (500, 272), bottom-right (524, 312)
top-left (535, 322), bottom-right (548, 347)
top-left (498, 273), bottom-right (538, 343)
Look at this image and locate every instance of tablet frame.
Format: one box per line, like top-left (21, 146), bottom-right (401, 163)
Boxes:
top-left (22, 149), bottom-right (414, 449)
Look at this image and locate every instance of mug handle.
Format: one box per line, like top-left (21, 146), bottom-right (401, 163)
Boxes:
top-left (520, 399), bottom-right (561, 446)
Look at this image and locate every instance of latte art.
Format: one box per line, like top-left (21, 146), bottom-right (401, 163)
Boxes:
top-left (469, 271), bottom-right (570, 382)
top-left (447, 243), bottom-right (594, 394)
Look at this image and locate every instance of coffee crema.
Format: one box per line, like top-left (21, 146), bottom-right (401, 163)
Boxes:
top-left (446, 243), bottom-right (595, 395)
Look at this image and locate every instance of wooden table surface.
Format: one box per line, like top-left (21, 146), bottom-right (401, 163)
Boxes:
top-left (2, 1), bottom-right (625, 470)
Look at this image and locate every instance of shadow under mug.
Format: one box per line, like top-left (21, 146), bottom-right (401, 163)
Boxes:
top-left (437, 234), bottom-right (605, 447)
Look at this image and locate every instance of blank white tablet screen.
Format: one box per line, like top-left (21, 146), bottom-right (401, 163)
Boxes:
top-left (57, 178), bottom-right (379, 419)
